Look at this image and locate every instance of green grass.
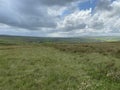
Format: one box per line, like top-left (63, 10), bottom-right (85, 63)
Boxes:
top-left (0, 37), bottom-right (120, 90)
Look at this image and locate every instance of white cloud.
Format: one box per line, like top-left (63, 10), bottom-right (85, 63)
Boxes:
top-left (52, 0), bottom-right (120, 37)
top-left (57, 9), bottom-right (91, 31)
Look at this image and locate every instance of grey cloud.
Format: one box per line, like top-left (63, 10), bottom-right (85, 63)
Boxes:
top-left (95, 0), bottom-right (112, 11)
top-left (40, 0), bottom-right (77, 6)
top-left (65, 23), bottom-right (86, 31)
top-left (0, 0), bottom-right (59, 30)
top-left (19, 0), bottom-right (79, 6)
top-left (90, 21), bottom-right (104, 30)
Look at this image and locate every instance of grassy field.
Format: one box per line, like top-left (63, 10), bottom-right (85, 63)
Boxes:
top-left (0, 36), bottom-right (120, 90)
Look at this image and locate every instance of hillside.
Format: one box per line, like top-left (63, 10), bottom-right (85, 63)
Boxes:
top-left (0, 36), bottom-right (120, 90)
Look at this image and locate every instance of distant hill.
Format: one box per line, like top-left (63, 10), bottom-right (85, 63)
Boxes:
top-left (0, 35), bottom-right (120, 45)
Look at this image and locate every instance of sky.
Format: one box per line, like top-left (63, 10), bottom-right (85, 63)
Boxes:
top-left (0, 0), bottom-right (120, 37)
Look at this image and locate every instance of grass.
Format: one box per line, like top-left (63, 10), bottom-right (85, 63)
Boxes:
top-left (0, 37), bottom-right (120, 90)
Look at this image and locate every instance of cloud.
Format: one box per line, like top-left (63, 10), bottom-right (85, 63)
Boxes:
top-left (0, 0), bottom-right (59, 30)
top-left (57, 9), bottom-right (91, 31)
top-left (95, 0), bottom-right (112, 11)
top-left (0, 0), bottom-right (87, 30)
top-left (0, 0), bottom-right (120, 37)
top-left (55, 0), bottom-right (120, 37)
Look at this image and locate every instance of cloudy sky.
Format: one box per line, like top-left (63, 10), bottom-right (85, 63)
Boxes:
top-left (0, 0), bottom-right (120, 37)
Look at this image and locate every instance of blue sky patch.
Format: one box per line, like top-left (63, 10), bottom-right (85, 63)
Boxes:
top-left (61, 9), bottom-right (72, 16)
top-left (78, 0), bottom-right (97, 11)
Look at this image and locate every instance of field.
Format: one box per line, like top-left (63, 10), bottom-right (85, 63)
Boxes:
top-left (0, 36), bottom-right (120, 90)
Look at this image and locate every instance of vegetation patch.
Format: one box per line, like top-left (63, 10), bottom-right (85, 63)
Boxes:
top-left (0, 37), bottom-right (120, 90)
